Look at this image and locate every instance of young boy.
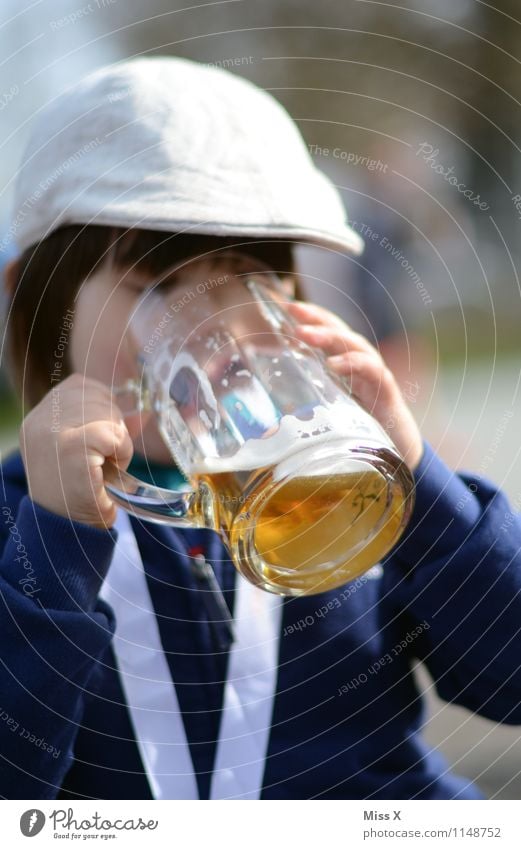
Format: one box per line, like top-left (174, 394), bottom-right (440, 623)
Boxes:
top-left (0, 56), bottom-right (520, 800)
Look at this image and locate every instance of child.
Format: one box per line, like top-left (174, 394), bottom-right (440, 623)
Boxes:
top-left (1, 56), bottom-right (520, 801)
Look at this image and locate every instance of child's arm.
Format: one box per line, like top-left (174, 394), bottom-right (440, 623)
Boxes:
top-left (385, 445), bottom-right (521, 724)
top-left (288, 299), bottom-right (521, 723)
top-left (0, 469), bottom-right (117, 797)
top-left (0, 373), bottom-right (133, 797)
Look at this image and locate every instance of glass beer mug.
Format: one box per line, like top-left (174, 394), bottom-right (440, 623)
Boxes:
top-left (104, 250), bottom-right (415, 596)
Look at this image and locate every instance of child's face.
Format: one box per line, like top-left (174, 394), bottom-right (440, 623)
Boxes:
top-left (70, 255), bottom-right (296, 465)
top-left (69, 258), bottom-right (170, 460)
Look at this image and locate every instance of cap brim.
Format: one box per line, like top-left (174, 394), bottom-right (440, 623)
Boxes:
top-left (75, 214), bottom-right (365, 258)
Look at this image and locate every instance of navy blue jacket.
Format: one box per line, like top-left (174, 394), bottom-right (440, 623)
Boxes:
top-left (1, 443), bottom-right (520, 800)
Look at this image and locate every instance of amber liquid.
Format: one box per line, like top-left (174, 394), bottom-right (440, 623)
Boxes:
top-left (194, 448), bottom-right (411, 596)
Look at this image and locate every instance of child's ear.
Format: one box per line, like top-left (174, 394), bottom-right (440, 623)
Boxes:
top-left (3, 257), bottom-right (20, 297)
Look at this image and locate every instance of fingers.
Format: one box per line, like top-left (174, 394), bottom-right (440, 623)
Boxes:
top-left (85, 460), bottom-right (119, 527)
top-left (286, 300), bottom-right (378, 357)
top-left (320, 348), bottom-right (423, 466)
top-left (326, 350), bottom-right (396, 416)
top-left (50, 440), bottom-right (121, 529)
top-left (293, 324), bottom-right (351, 358)
top-left (293, 322), bottom-right (377, 360)
top-left (285, 299), bottom-right (349, 330)
top-left (80, 420), bottom-right (134, 470)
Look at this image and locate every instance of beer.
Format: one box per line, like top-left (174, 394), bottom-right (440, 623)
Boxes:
top-left (192, 442), bottom-right (412, 596)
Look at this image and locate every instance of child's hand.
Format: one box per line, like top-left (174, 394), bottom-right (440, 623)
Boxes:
top-left (285, 300), bottom-right (424, 471)
top-left (19, 373), bottom-right (134, 528)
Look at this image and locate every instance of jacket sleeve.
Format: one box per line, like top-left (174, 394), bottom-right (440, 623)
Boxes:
top-left (385, 441), bottom-right (521, 725)
top-left (0, 473), bottom-right (117, 799)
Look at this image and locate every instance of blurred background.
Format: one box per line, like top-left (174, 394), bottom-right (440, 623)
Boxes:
top-left (1, 0), bottom-right (520, 799)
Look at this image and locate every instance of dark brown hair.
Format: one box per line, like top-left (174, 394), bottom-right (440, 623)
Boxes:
top-left (5, 225), bottom-right (303, 408)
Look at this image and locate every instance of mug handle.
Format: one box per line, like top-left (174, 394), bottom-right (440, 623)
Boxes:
top-left (105, 380), bottom-right (213, 527)
top-left (103, 460), bottom-right (213, 528)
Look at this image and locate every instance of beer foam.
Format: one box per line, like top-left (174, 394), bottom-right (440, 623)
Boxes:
top-left (191, 397), bottom-right (391, 474)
